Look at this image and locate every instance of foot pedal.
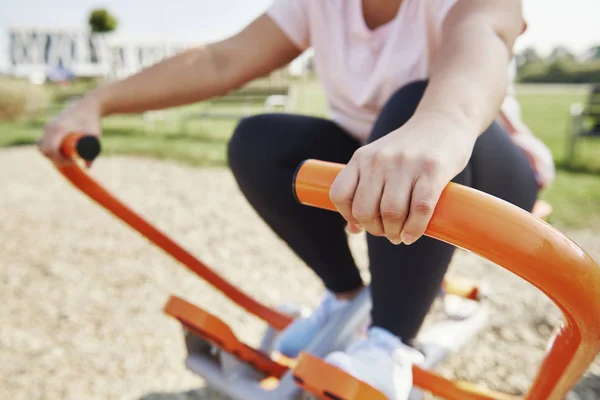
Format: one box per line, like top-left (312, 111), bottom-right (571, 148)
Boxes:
top-left (292, 352), bottom-right (387, 400)
top-left (164, 296), bottom-right (288, 378)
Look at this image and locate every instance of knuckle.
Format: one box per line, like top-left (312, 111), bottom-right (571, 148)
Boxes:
top-left (373, 149), bottom-right (395, 166)
top-left (329, 187), bottom-right (350, 206)
top-left (412, 200), bottom-right (435, 216)
top-left (395, 151), bottom-right (410, 164)
top-left (354, 147), bottom-right (377, 165)
top-left (380, 205), bottom-right (407, 222)
top-left (352, 207), bottom-right (373, 223)
top-left (352, 147), bottom-right (368, 161)
top-left (420, 156), bottom-right (442, 174)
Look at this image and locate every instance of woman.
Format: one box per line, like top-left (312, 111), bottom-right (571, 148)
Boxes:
top-left (38, 0), bottom-right (555, 398)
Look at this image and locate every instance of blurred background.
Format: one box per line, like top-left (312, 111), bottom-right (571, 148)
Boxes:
top-left (1, 1), bottom-right (599, 399)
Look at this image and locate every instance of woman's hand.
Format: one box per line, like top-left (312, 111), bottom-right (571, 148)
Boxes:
top-left (330, 0), bottom-right (525, 246)
top-left (330, 114), bottom-right (478, 245)
top-left (37, 95), bottom-right (103, 165)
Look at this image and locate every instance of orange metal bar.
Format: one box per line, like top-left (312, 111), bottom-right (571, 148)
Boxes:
top-left (293, 352), bottom-right (518, 400)
top-left (164, 296), bottom-right (289, 378)
top-left (294, 159), bottom-right (600, 400)
top-left (412, 367), bottom-right (518, 400)
top-left (55, 133), bottom-right (293, 331)
top-left (293, 353), bottom-right (389, 400)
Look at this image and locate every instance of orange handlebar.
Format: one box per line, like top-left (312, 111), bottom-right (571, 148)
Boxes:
top-left (54, 133), bottom-right (293, 331)
top-left (294, 159), bottom-right (600, 400)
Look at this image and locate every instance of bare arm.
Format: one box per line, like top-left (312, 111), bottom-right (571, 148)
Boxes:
top-left (89, 14), bottom-right (302, 116)
top-left (414, 0), bottom-right (525, 137)
top-left (39, 14), bottom-right (301, 161)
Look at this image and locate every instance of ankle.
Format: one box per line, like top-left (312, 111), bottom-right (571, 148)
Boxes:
top-left (333, 285), bottom-right (365, 301)
top-left (368, 326), bottom-right (425, 364)
top-left (369, 326), bottom-right (402, 344)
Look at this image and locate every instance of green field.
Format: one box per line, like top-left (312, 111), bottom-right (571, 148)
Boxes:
top-left (514, 88), bottom-right (599, 230)
top-left (1, 81), bottom-right (599, 229)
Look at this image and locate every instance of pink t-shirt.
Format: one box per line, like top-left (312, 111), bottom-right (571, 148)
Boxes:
top-left (266, 0), bottom-right (555, 187)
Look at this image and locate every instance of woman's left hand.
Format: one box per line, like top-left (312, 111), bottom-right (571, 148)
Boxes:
top-left (329, 113), bottom-right (478, 245)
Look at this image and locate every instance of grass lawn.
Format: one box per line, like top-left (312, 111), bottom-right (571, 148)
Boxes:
top-left (0, 102), bottom-right (256, 167)
top-left (516, 88), bottom-right (600, 230)
top-left (1, 81), bottom-right (598, 229)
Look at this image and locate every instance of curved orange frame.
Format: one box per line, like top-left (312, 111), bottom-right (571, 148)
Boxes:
top-left (56, 133), bottom-right (293, 331)
top-left (294, 159), bottom-right (600, 400)
top-left (54, 135), bottom-right (600, 399)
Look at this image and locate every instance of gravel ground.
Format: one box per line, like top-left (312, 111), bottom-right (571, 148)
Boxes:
top-left (2, 146), bottom-right (599, 400)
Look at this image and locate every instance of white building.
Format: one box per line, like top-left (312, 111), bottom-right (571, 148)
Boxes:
top-left (7, 26), bottom-right (192, 81)
top-left (7, 26), bottom-right (311, 82)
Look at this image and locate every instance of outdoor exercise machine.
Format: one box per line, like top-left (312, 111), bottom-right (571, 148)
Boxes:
top-left (50, 133), bottom-right (600, 400)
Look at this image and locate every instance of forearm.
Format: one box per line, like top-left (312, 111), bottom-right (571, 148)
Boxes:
top-left (415, 3), bottom-right (523, 138)
top-left (86, 45), bottom-right (235, 117)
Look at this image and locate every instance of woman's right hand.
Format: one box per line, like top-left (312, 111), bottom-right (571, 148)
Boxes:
top-left (38, 95), bottom-right (103, 165)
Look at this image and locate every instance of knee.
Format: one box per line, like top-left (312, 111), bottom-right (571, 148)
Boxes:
top-left (371, 80), bottom-right (428, 140)
top-left (386, 80), bottom-right (428, 111)
top-left (228, 115), bottom-right (262, 170)
top-left (228, 115), bottom-right (274, 179)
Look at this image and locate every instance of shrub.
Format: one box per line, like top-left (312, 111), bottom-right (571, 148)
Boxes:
top-left (0, 78), bottom-right (51, 121)
top-left (518, 60), bottom-right (600, 84)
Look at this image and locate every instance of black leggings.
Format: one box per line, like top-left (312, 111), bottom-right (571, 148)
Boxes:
top-left (228, 80), bottom-right (539, 342)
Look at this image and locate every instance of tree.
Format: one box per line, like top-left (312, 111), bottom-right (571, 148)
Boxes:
top-left (582, 45), bottom-right (600, 62)
top-left (516, 47), bottom-right (542, 68)
top-left (548, 45), bottom-right (575, 63)
top-left (88, 9), bottom-right (118, 33)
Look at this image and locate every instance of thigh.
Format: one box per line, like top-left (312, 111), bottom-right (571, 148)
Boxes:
top-left (368, 80), bottom-right (428, 143)
top-left (228, 113), bottom-right (360, 175)
top-left (227, 114), bottom-right (364, 292)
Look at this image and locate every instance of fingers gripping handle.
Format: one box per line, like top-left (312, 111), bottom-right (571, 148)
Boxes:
top-left (293, 159), bottom-right (600, 400)
top-left (60, 133), bottom-right (101, 162)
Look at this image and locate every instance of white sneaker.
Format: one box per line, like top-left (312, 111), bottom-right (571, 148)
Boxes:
top-left (273, 290), bottom-right (366, 358)
top-left (324, 327), bottom-right (424, 400)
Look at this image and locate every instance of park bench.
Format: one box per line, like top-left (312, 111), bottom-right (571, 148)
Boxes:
top-left (565, 84), bottom-right (600, 167)
top-left (142, 85), bottom-right (292, 133)
top-left (182, 85), bottom-right (291, 124)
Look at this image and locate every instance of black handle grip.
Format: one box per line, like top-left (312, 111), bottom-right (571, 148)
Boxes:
top-left (75, 135), bottom-right (101, 162)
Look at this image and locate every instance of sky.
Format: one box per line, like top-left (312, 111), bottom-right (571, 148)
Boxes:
top-left (1, 0), bottom-right (599, 71)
